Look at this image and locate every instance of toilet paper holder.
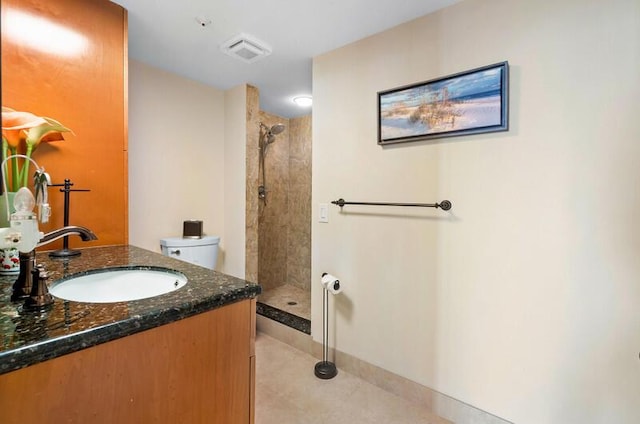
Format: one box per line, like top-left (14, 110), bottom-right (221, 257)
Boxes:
top-left (315, 273), bottom-right (341, 379)
top-left (321, 272), bottom-right (341, 294)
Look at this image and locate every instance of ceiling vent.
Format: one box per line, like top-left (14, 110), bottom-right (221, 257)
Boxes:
top-left (220, 33), bottom-right (272, 63)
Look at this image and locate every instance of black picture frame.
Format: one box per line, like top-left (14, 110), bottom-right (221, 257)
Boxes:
top-left (378, 61), bottom-right (509, 145)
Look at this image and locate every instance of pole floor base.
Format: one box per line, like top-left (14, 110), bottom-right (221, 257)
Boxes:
top-left (314, 361), bottom-right (338, 379)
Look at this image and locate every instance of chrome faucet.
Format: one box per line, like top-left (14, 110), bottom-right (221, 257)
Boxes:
top-left (12, 226), bottom-right (98, 307)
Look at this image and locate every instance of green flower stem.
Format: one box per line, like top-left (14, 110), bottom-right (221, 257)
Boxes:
top-left (10, 147), bottom-right (19, 192)
top-left (1, 139), bottom-right (6, 192)
top-left (20, 145), bottom-right (34, 189)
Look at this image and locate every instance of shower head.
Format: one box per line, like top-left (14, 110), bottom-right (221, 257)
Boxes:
top-left (260, 122), bottom-right (286, 147)
top-left (270, 123), bottom-right (285, 135)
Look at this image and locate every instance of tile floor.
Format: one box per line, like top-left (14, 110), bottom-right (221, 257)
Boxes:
top-left (258, 284), bottom-right (311, 321)
top-left (255, 333), bottom-right (450, 424)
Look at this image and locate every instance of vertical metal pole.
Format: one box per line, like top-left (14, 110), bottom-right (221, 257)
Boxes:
top-left (62, 179), bottom-right (71, 250)
top-left (323, 288), bottom-right (328, 362)
top-left (48, 179), bottom-right (90, 258)
top-left (315, 283), bottom-right (337, 379)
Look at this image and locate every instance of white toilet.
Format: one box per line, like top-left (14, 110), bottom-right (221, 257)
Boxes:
top-left (160, 235), bottom-right (220, 270)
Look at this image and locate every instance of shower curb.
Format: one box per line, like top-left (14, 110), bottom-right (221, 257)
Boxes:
top-left (256, 301), bottom-right (311, 334)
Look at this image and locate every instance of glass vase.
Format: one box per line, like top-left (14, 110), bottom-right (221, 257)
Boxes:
top-left (0, 192), bottom-right (20, 274)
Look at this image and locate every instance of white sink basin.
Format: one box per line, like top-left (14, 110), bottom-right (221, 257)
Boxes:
top-left (50, 267), bottom-right (188, 303)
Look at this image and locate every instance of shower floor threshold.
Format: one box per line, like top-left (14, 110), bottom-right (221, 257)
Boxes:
top-left (256, 302), bottom-right (311, 334)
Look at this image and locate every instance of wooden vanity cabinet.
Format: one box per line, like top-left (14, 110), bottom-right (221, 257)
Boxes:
top-left (0, 299), bottom-right (257, 424)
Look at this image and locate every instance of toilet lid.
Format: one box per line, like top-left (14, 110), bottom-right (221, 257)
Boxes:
top-left (160, 235), bottom-right (220, 247)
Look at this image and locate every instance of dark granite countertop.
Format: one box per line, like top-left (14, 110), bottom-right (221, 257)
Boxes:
top-left (0, 245), bottom-right (261, 375)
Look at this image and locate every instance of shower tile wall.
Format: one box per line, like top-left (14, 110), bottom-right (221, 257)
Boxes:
top-left (258, 110), bottom-right (290, 290)
top-left (255, 111), bottom-right (312, 295)
top-left (287, 115), bottom-right (312, 291)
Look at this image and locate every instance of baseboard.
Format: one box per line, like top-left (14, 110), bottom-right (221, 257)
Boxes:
top-left (257, 314), bottom-right (316, 355)
top-left (256, 315), bottom-right (513, 424)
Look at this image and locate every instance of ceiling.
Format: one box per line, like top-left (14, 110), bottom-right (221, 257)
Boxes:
top-left (112, 0), bottom-right (460, 118)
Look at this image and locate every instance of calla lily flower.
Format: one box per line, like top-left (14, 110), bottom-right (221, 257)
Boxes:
top-left (25, 116), bottom-right (72, 151)
top-left (1, 108), bottom-right (48, 148)
top-left (1, 106), bottom-right (72, 191)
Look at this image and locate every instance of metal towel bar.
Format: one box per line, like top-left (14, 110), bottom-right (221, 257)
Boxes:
top-left (331, 198), bottom-right (452, 211)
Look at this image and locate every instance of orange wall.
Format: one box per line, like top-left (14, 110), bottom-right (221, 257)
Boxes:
top-left (1, 0), bottom-right (127, 249)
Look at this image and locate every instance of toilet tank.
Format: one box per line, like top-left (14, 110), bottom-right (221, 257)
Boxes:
top-left (160, 235), bottom-right (220, 270)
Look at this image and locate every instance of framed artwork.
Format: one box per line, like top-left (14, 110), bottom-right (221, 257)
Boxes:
top-left (378, 61), bottom-right (509, 145)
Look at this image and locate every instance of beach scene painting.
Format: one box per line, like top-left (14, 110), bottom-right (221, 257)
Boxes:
top-left (378, 62), bottom-right (508, 144)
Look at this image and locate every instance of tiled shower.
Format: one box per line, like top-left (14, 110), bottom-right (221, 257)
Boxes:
top-left (245, 86), bottom-right (312, 329)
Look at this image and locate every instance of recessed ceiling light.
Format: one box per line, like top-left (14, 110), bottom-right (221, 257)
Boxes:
top-left (293, 96), bottom-right (312, 107)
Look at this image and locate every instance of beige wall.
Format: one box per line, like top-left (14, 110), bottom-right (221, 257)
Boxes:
top-left (312, 0), bottom-right (640, 423)
top-left (223, 84), bottom-right (249, 278)
top-left (128, 60), bottom-right (225, 268)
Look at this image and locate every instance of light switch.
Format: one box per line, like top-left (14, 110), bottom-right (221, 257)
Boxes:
top-left (319, 203), bottom-right (329, 223)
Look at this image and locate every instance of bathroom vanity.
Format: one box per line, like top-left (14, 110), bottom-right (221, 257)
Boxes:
top-left (0, 245), bottom-right (260, 423)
